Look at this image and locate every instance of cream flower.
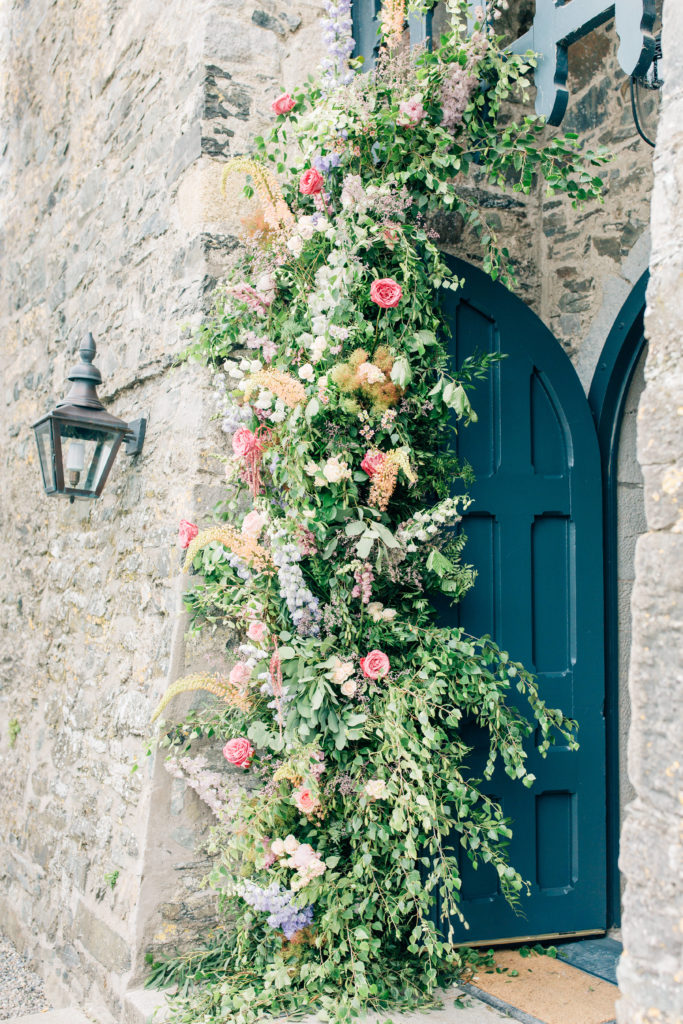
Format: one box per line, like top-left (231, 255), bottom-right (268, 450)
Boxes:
top-left (287, 233), bottom-right (304, 257)
top-left (331, 658), bottom-right (355, 684)
top-left (298, 363), bottom-right (315, 382)
top-left (341, 679), bottom-right (357, 698)
top-left (322, 456), bottom-right (351, 484)
top-left (283, 834), bottom-right (300, 855)
top-left (358, 361), bottom-right (385, 385)
top-left (365, 779), bottom-right (388, 800)
top-left (304, 460), bottom-right (319, 476)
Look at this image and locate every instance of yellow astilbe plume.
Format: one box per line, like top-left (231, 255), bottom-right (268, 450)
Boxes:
top-left (243, 369), bottom-right (307, 408)
top-left (369, 448), bottom-right (417, 511)
top-left (379, 0), bottom-right (406, 49)
top-left (183, 526), bottom-right (273, 572)
top-left (151, 674), bottom-right (252, 723)
top-left (223, 157), bottom-right (295, 232)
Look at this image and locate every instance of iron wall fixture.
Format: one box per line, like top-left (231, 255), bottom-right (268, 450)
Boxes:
top-left (32, 332), bottom-right (146, 502)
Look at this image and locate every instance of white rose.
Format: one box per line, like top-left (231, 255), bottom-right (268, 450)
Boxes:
top-left (322, 456), bottom-right (350, 484)
top-left (304, 460), bottom-right (319, 476)
top-left (287, 233), bottom-right (304, 257)
top-left (382, 608), bottom-right (397, 621)
top-left (367, 602), bottom-right (384, 622)
top-left (298, 363), bottom-right (315, 382)
top-left (296, 215), bottom-right (317, 240)
top-left (270, 838), bottom-right (286, 857)
top-left (341, 680), bottom-right (357, 698)
top-left (365, 779), bottom-right (388, 800)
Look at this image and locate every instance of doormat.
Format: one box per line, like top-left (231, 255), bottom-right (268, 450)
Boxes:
top-left (462, 948), bottom-right (618, 1024)
top-left (555, 936), bottom-right (622, 985)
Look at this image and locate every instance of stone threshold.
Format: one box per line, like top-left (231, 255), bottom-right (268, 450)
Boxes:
top-left (122, 985), bottom-right (512, 1024)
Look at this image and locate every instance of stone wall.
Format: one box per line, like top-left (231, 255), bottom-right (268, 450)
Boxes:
top-left (618, 0), bottom-right (683, 1019)
top-left (0, 0), bottom-right (323, 1020)
top-left (0, 0), bottom-right (673, 1020)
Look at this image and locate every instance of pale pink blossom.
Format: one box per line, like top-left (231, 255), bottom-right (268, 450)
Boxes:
top-left (247, 620), bottom-right (269, 643)
top-left (222, 737), bottom-right (254, 768)
top-left (242, 509), bottom-right (268, 538)
top-left (360, 650), bottom-right (390, 679)
top-left (293, 787), bottom-right (320, 816)
top-left (229, 662), bottom-right (252, 688)
top-left (397, 94), bottom-right (426, 127)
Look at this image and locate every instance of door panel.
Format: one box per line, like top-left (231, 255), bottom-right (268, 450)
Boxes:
top-left (440, 257), bottom-right (606, 943)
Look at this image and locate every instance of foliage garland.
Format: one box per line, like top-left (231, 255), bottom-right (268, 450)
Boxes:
top-left (151, 3), bottom-right (607, 1021)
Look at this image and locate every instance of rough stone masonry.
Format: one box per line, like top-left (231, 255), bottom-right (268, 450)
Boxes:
top-left (0, 0), bottom-right (678, 1022)
top-left (617, 1), bottom-right (683, 1021)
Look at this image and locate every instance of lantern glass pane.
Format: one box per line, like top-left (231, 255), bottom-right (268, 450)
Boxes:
top-left (55, 422), bottom-right (123, 497)
top-left (34, 419), bottom-right (56, 492)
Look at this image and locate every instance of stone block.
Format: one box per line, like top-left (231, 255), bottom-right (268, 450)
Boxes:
top-left (74, 900), bottom-right (131, 973)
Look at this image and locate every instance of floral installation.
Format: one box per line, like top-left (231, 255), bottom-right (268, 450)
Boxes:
top-left (150, 1), bottom-right (606, 1020)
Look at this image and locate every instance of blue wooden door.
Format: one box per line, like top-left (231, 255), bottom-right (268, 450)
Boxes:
top-left (442, 257), bottom-right (607, 942)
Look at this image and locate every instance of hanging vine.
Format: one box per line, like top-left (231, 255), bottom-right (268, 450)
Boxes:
top-left (149, 2), bottom-right (608, 1020)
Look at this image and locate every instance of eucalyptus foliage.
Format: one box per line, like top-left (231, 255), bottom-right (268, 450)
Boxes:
top-left (150, 7), bottom-right (603, 1021)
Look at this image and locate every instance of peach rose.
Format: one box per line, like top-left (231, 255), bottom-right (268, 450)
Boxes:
top-left (293, 787), bottom-right (320, 816)
top-left (229, 662), bottom-right (252, 688)
top-left (272, 92), bottom-right (295, 115)
top-left (370, 278), bottom-right (402, 309)
top-left (178, 519), bottom-right (199, 548)
top-left (360, 649), bottom-right (390, 679)
top-left (361, 450), bottom-right (386, 478)
top-left (223, 737), bottom-right (254, 768)
top-left (299, 168), bottom-right (324, 196)
top-left (247, 620), bottom-right (268, 643)
top-left (241, 509), bottom-right (268, 538)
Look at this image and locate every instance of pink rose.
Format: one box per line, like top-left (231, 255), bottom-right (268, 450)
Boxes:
top-left (178, 519), bottom-right (199, 549)
top-left (288, 843), bottom-right (317, 869)
top-left (370, 278), bottom-right (402, 309)
top-left (361, 450), bottom-right (386, 478)
top-left (360, 650), bottom-right (390, 679)
top-left (272, 92), bottom-right (295, 115)
top-left (299, 168), bottom-right (324, 196)
top-left (223, 737), bottom-right (254, 768)
top-left (232, 427), bottom-right (257, 458)
top-left (229, 662), bottom-right (252, 688)
top-left (293, 787), bottom-right (320, 816)
top-left (247, 620), bottom-right (268, 643)
top-left (397, 94), bottom-right (426, 127)
top-left (242, 509), bottom-right (267, 539)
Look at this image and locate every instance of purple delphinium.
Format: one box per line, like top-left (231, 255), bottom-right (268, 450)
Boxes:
top-left (241, 882), bottom-right (314, 940)
top-left (313, 152), bottom-right (342, 175)
top-left (320, 0), bottom-right (355, 90)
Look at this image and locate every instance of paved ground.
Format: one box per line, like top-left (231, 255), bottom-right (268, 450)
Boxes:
top-left (0, 932), bottom-right (51, 1021)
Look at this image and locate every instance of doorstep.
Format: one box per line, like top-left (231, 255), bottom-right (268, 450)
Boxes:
top-left (122, 985), bottom-right (513, 1024)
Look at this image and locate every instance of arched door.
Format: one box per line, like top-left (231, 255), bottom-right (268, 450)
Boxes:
top-left (442, 257), bottom-right (606, 942)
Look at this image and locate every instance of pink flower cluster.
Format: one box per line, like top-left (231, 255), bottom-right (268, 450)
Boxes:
top-left (361, 450), bottom-right (385, 478)
top-left (352, 563), bottom-right (374, 604)
top-left (270, 834), bottom-right (327, 890)
top-left (440, 66), bottom-right (478, 129)
top-left (397, 94), bottom-right (426, 127)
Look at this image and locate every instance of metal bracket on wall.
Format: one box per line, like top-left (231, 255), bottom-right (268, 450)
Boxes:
top-left (124, 417), bottom-right (147, 456)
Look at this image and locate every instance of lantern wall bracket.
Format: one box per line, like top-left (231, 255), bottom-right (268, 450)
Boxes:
top-left (124, 417), bottom-right (147, 457)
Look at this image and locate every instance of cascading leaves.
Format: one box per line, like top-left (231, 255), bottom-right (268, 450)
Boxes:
top-left (150, 3), bottom-right (605, 1021)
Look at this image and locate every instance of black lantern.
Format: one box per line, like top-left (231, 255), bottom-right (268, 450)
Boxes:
top-left (32, 332), bottom-right (146, 501)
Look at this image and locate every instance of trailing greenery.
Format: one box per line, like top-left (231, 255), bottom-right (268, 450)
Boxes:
top-left (150, 4), bottom-right (604, 1021)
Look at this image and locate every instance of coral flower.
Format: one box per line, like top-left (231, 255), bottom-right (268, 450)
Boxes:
top-left (361, 450), bottom-right (386, 478)
top-left (271, 93), bottom-right (295, 115)
top-left (178, 519), bottom-right (199, 549)
top-left (299, 168), bottom-right (324, 196)
top-left (370, 278), bottom-right (402, 308)
top-left (223, 737), bottom-right (254, 769)
top-left (360, 650), bottom-right (390, 679)
top-left (293, 787), bottom-right (320, 816)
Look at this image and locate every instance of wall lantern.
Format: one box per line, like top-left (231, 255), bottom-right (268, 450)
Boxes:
top-left (32, 332), bottom-right (146, 501)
